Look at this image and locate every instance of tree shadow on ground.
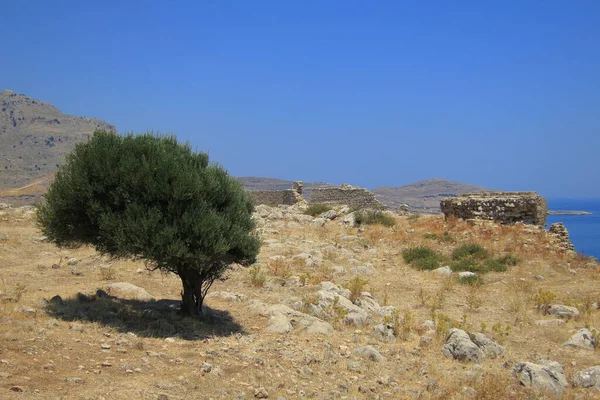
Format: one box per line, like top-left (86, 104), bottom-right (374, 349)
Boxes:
top-left (44, 291), bottom-right (245, 340)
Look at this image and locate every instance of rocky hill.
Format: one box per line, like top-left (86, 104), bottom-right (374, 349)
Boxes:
top-left (0, 89), bottom-right (115, 191)
top-left (373, 179), bottom-right (489, 213)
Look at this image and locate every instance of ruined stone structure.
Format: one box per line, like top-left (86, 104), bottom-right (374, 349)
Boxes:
top-left (309, 184), bottom-right (384, 209)
top-left (440, 192), bottom-right (548, 225)
top-left (548, 222), bottom-right (575, 252)
top-left (246, 182), bottom-right (305, 206)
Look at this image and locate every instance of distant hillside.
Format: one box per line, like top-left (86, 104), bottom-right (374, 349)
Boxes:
top-left (373, 178), bottom-right (489, 213)
top-left (0, 89), bottom-right (115, 192)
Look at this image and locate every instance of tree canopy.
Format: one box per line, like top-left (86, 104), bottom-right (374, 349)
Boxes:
top-left (37, 130), bottom-right (261, 316)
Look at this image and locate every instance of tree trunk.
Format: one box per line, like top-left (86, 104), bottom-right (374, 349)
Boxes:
top-left (179, 270), bottom-right (205, 317)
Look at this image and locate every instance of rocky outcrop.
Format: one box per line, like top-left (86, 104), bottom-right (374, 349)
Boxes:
top-left (440, 192), bottom-right (548, 225)
top-left (106, 282), bottom-right (155, 301)
top-left (563, 328), bottom-right (597, 349)
top-left (512, 360), bottom-right (568, 397)
top-left (573, 366), bottom-right (600, 389)
top-left (442, 329), bottom-right (505, 362)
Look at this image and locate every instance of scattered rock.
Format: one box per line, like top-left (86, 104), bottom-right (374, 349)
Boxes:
top-left (10, 385), bottom-right (23, 392)
top-left (107, 282), bottom-right (155, 301)
top-left (302, 319), bottom-right (334, 335)
top-left (321, 210), bottom-right (339, 220)
top-left (254, 386), bottom-right (269, 398)
top-left (542, 304), bottom-right (580, 319)
top-left (266, 314), bottom-right (293, 334)
top-left (563, 328), bottom-right (596, 349)
top-left (339, 213), bottom-right (357, 226)
top-left (67, 258), bottom-right (79, 266)
top-left (206, 291), bottom-right (248, 302)
top-left (512, 360), bottom-right (567, 397)
top-left (0, 233), bottom-right (8, 241)
top-left (352, 346), bottom-right (385, 362)
top-left (535, 319), bottom-right (565, 327)
top-left (311, 218), bottom-right (326, 227)
top-left (15, 305), bottom-right (36, 315)
top-left (65, 377), bottom-right (84, 384)
top-left (573, 366), bottom-right (600, 389)
top-left (470, 332), bottom-right (505, 358)
top-left (442, 329), bottom-right (484, 362)
top-left (349, 264), bottom-right (377, 276)
top-left (457, 271), bottom-right (477, 280)
top-left (373, 323), bottom-right (396, 343)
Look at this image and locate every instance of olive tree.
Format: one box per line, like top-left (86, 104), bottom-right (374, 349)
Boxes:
top-left (37, 130), bottom-right (260, 317)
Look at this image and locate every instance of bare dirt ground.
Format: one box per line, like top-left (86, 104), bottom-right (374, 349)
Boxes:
top-left (1, 204), bottom-right (599, 399)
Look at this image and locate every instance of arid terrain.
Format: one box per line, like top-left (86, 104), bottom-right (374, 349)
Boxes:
top-left (1, 202), bottom-right (599, 399)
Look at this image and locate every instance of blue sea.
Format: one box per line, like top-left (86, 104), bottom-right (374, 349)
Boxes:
top-left (546, 199), bottom-right (600, 259)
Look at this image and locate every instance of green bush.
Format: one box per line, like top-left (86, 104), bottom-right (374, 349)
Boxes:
top-left (304, 204), bottom-right (332, 217)
top-left (402, 246), bottom-right (443, 270)
top-left (451, 258), bottom-right (485, 273)
top-left (450, 256), bottom-right (509, 273)
top-left (354, 209), bottom-right (395, 227)
top-left (484, 258), bottom-right (508, 272)
top-left (37, 131), bottom-right (260, 318)
top-left (452, 243), bottom-right (489, 261)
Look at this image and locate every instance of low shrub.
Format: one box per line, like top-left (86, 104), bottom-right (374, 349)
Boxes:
top-left (402, 246), bottom-right (443, 270)
top-left (304, 204), bottom-right (332, 217)
top-left (247, 266), bottom-right (266, 287)
top-left (484, 258), bottom-right (508, 272)
top-left (451, 258), bottom-right (485, 273)
top-left (354, 209), bottom-right (395, 227)
top-left (452, 243), bottom-right (488, 260)
top-left (346, 276), bottom-right (369, 303)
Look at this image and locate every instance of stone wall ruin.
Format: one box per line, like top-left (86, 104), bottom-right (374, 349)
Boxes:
top-left (246, 182), bottom-right (305, 206)
top-left (440, 192), bottom-right (548, 225)
top-left (247, 182), bottom-right (384, 209)
top-left (309, 184), bottom-right (384, 209)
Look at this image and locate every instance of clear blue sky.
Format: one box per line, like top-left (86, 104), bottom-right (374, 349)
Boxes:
top-left (1, 1), bottom-right (599, 197)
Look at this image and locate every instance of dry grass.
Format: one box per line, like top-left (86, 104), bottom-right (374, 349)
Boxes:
top-left (1, 206), bottom-right (600, 399)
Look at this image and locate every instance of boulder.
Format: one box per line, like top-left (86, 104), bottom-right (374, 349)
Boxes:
top-left (301, 319), bottom-right (334, 335)
top-left (373, 323), bottom-right (396, 343)
top-left (457, 271), bottom-right (477, 280)
top-left (311, 218), bottom-right (326, 227)
top-left (512, 360), bottom-right (567, 397)
top-left (442, 329), bottom-right (484, 362)
top-left (470, 332), bottom-right (505, 358)
top-left (266, 314), bottom-right (293, 334)
top-left (352, 345), bottom-right (385, 362)
top-left (542, 304), bottom-right (580, 319)
top-left (433, 266), bottom-right (452, 276)
top-left (106, 282), bottom-right (155, 301)
top-left (563, 328), bottom-right (596, 349)
top-left (573, 366), bottom-right (600, 389)
top-left (339, 212), bottom-right (357, 226)
top-left (321, 210), bottom-right (339, 220)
